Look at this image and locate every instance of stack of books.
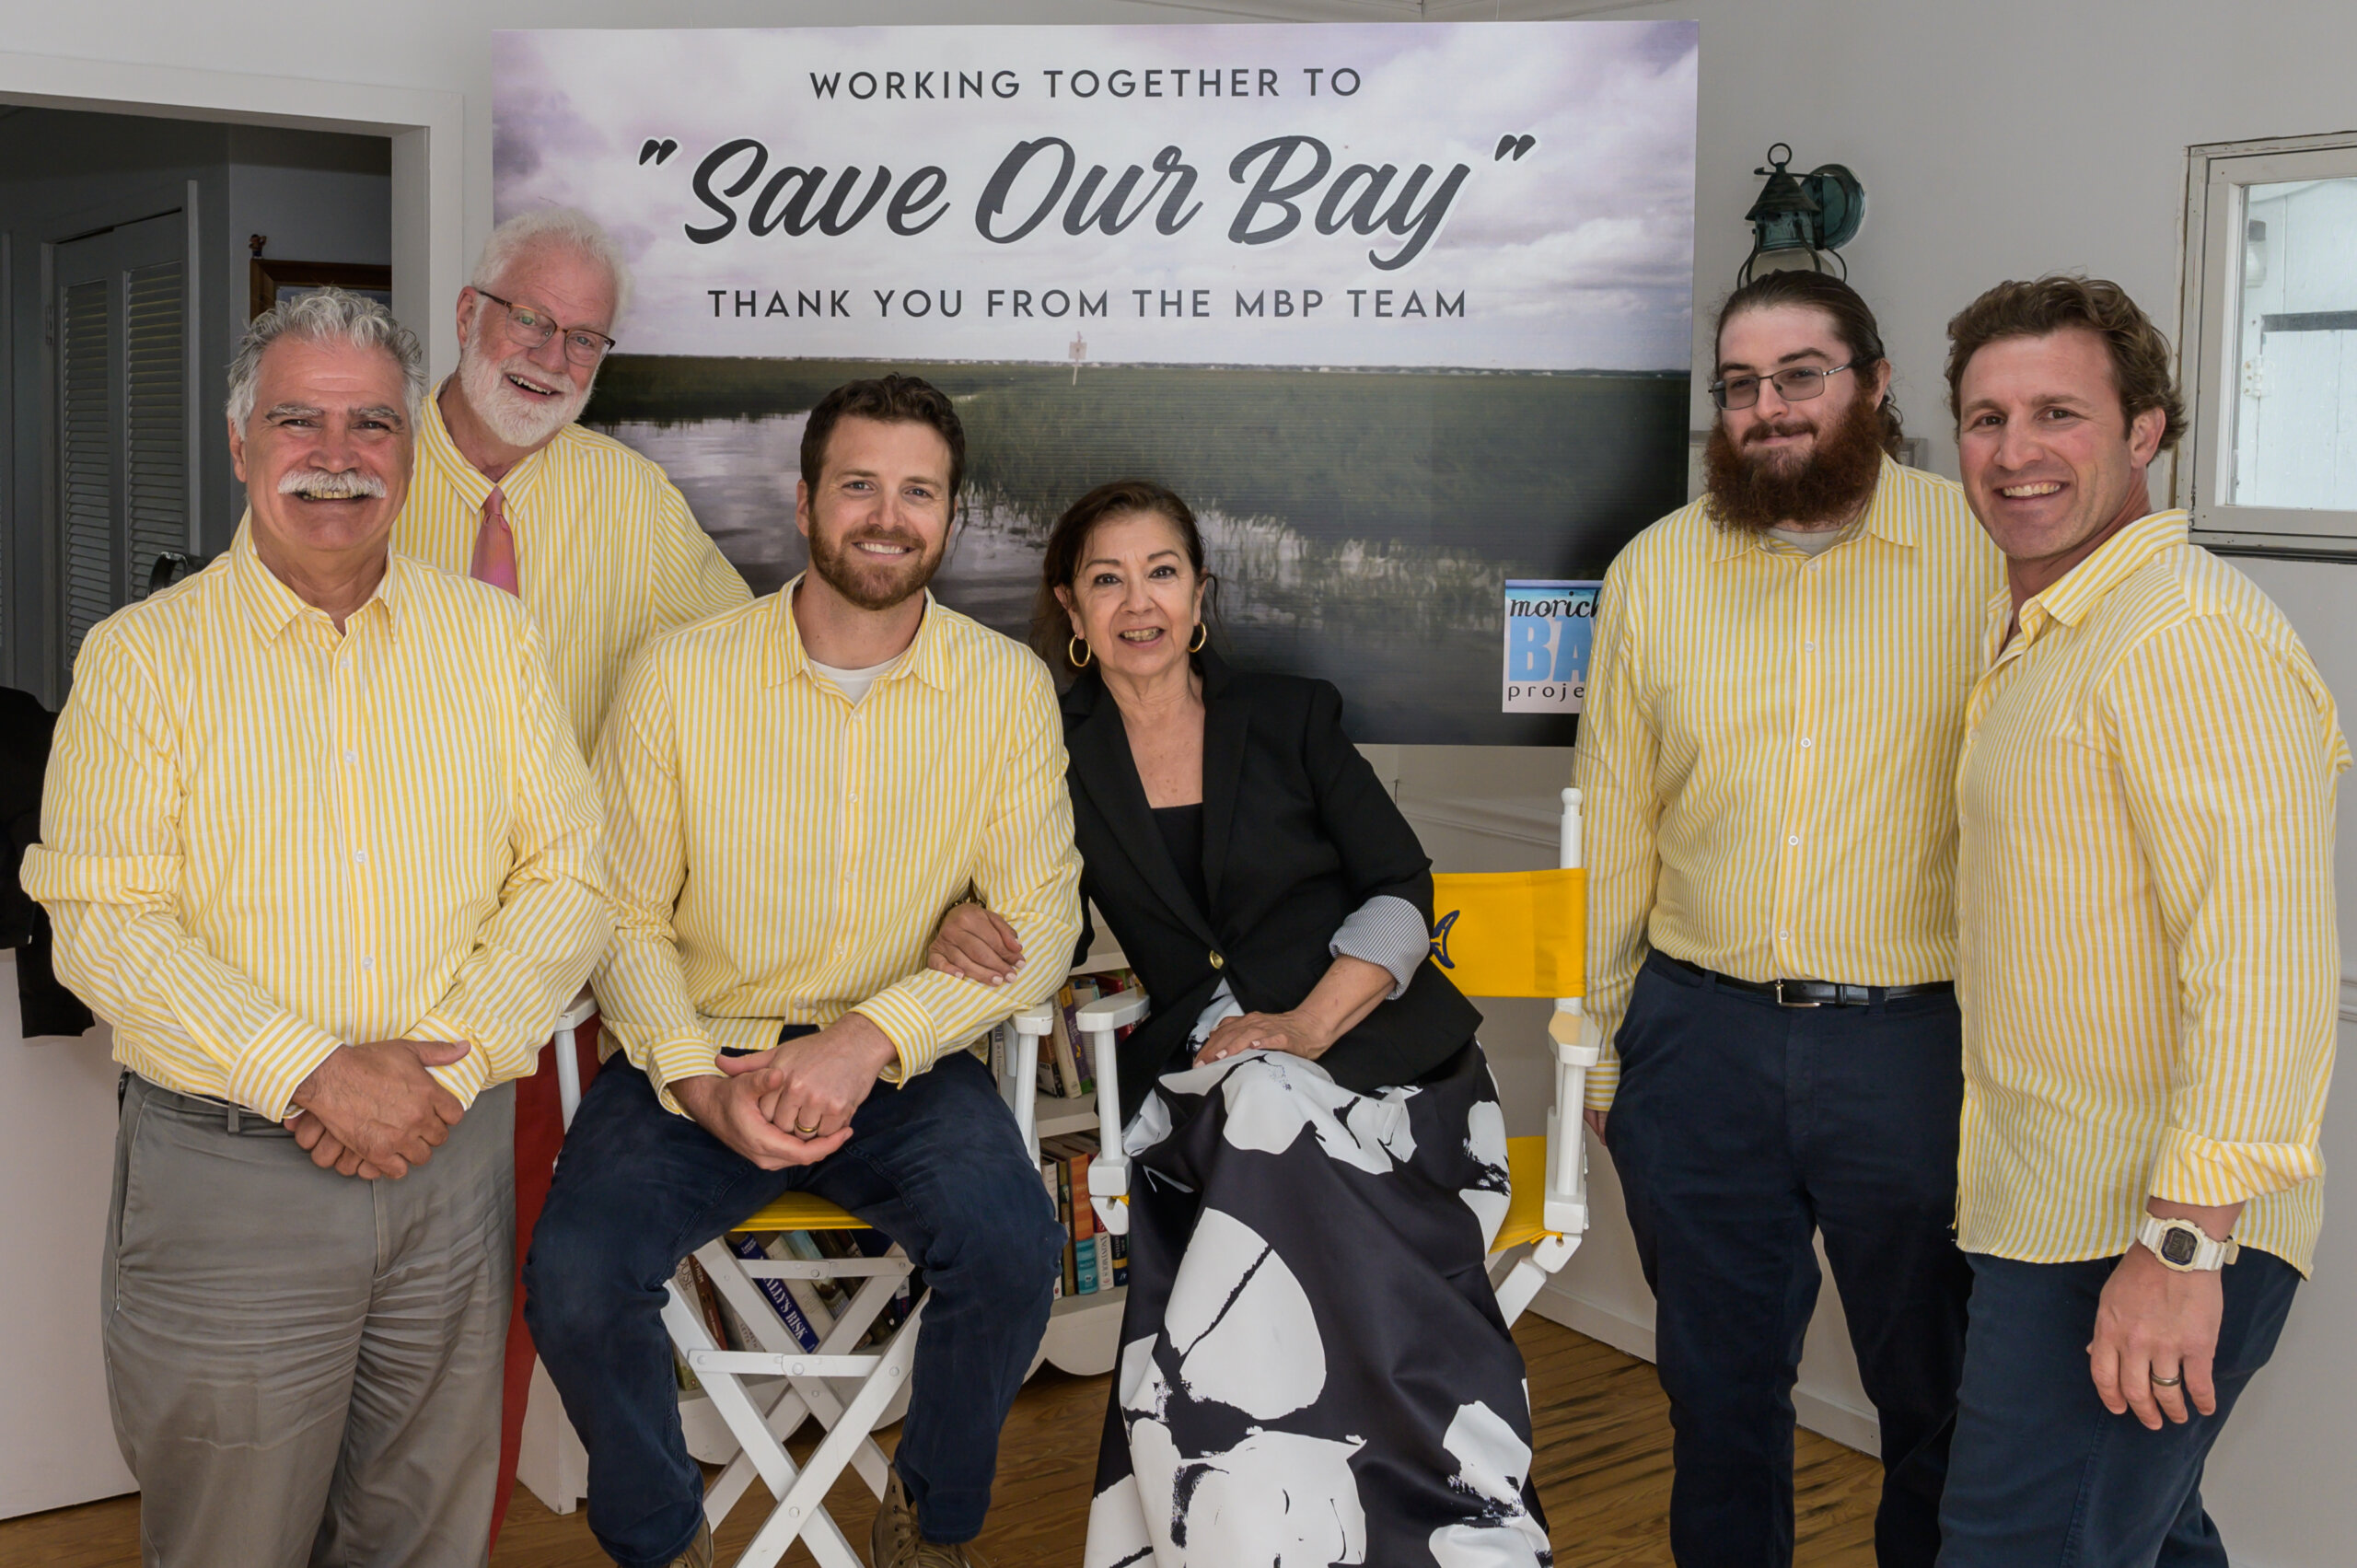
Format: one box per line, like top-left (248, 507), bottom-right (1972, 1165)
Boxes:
top-left (1041, 1130), bottom-right (1128, 1302)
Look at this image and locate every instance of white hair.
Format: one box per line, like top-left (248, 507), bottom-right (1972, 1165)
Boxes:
top-left (225, 287), bottom-right (424, 428)
top-left (472, 206), bottom-right (633, 325)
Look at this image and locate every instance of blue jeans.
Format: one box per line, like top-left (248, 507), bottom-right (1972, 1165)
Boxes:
top-left (1605, 954), bottom-right (1973, 1567)
top-left (1936, 1249), bottom-right (2300, 1567)
top-left (524, 1044), bottom-right (1062, 1567)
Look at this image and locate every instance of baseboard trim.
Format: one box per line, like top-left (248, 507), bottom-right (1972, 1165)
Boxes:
top-left (1528, 1282), bottom-right (1883, 1457)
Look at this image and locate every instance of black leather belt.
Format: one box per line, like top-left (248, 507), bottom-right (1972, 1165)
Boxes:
top-left (1659, 954), bottom-right (1953, 1009)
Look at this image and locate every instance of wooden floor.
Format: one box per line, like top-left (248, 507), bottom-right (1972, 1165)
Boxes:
top-left (0, 1317), bottom-right (1880, 1567)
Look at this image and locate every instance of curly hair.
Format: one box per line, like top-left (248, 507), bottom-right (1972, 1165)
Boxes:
top-left (1944, 275), bottom-right (2184, 450)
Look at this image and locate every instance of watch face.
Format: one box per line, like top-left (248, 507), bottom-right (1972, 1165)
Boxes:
top-left (2160, 1226), bottom-right (2200, 1266)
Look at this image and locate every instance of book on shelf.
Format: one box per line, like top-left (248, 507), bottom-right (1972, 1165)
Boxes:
top-left (726, 1234), bottom-right (823, 1353)
top-left (1035, 967), bottom-right (1142, 1098)
top-left (1042, 1132), bottom-right (1121, 1298)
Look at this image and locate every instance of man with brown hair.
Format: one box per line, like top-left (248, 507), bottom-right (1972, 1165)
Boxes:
top-left (526, 375), bottom-right (1080, 1568)
top-left (1576, 270), bottom-right (2002, 1566)
top-left (1940, 276), bottom-right (2342, 1563)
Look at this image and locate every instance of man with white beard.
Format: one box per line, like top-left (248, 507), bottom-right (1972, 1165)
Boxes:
top-left (394, 207), bottom-right (749, 1544)
top-left (399, 207), bottom-right (749, 752)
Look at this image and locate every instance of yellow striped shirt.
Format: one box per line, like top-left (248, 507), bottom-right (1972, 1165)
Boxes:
top-left (397, 381), bottom-right (751, 753)
top-left (23, 526), bottom-right (610, 1120)
top-left (1576, 458), bottom-right (2004, 1109)
top-left (1956, 510), bottom-right (2344, 1273)
top-left (593, 580), bottom-right (1083, 1110)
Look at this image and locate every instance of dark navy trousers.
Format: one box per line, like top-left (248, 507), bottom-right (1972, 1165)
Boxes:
top-left (1936, 1249), bottom-right (2299, 1567)
top-left (1605, 952), bottom-right (1973, 1568)
top-left (524, 1045), bottom-right (1062, 1568)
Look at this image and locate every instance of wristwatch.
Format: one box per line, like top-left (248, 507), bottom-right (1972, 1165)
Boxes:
top-left (2136, 1215), bottom-right (2240, 1272)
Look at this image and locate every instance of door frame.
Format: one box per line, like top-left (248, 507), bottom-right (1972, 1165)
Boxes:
top-left (0, 51), bottom-right (462, 697)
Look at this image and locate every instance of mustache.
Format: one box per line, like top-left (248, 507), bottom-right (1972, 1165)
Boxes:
top-left (277, 468), bottom-right (387, 500)
top-left (1742, 416), bottom-right (1819, 445)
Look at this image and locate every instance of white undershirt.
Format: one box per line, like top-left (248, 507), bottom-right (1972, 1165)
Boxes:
top-left (1769, 522), bottom-right (1849, 557)
top-left (807, 655), bottom-right (901, 704)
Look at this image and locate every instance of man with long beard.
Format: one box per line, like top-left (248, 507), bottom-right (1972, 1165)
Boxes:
top-left (1574, 271), bottom-right (2002, 1567)
top-left (397, 209), bottom-right (751, 1539)
top-left (526, 375), bottom-right (1080, 1568)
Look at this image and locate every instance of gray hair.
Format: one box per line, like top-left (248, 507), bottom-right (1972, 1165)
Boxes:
top-left (226, 288), bottom-right (424, 428)
top-left (472, 206), bottom-right (633, 325)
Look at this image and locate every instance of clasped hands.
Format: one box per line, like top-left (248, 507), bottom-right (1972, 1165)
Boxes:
top-left (672, 1013), bottom-right (897, 1171)
top-left (285, 1038), bottom-right (473, 1179)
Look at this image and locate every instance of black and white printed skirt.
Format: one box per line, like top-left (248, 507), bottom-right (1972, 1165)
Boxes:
top-left (1081, 1040), bottom-right (1553, 1568)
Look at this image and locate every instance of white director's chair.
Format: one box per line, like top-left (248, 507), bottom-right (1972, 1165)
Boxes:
top-left (1075, 787), bottom-right (1596, 1326)
top-left (554, 1003), bottom-right (1058, 1568)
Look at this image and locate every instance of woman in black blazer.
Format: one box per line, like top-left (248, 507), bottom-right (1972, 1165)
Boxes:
top-left (929, 482), bottom-right (1551, 1567)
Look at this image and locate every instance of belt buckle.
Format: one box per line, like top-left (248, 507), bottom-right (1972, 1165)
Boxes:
top-left (1773, 978), bottom-right (1821, 1009)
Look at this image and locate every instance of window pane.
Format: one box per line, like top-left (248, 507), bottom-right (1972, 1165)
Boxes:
top-left (2234, 176), bottom-right (2357, 510)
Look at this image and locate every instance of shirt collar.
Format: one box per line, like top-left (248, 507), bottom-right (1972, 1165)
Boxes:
top-left (1707, 454), bottom-right (1915, 563)
top-left (419, 375), bottom-right (557, 505)
top-left (2026, 508), bottom-right (2189, 630)
top-left (764, 574), bottom-right (950, 691)
top-left (228, 517), bottom-right (402, 642)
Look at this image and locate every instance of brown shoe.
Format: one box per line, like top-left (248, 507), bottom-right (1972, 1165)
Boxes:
top-left (668, 1519), bottom-right (713, 1568)
top-left (869, 1469), bottom-right (988, 1567)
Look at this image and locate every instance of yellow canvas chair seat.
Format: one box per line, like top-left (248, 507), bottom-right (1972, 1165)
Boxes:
top-left (1078, 790), bottom-right (1596, 1329)
top-left (729, 1192), bottom-right (871, 1233)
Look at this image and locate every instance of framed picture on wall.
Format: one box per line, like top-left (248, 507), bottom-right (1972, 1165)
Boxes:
top-left (249, 257), bottom-right (392, 320)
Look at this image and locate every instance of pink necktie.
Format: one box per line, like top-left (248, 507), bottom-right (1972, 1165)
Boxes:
top-left (470, 485), bottom-right (520, 597)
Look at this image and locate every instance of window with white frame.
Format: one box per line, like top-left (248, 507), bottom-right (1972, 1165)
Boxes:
top-left (2182, 133), bottom-right (2357, 553)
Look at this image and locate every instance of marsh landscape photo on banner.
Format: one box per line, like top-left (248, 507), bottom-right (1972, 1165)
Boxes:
top-left (495, 19), bottom-right (1698, 743)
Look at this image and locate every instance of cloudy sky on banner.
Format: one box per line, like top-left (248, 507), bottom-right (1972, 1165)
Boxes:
top-left (493, 21), bottom-right (1697, 370)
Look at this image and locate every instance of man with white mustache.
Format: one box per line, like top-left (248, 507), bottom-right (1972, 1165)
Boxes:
top-left (25, 288), bottom-right (607, 1567)
top-left (1577, 270), bottom-right (2002, 1566)
top-left (395, 208), bottom-right (750, 1537)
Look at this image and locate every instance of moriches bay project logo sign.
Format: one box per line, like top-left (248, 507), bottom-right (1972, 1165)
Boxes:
top-left (494, 20), bottom-right (1698, 745)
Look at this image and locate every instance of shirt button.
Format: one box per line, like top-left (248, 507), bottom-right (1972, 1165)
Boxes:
top-left (1804, 641), bottom-right (1816, 652)
top-left (1779, 930), bottom-right (1792, 941)
top-left (354, 849), bottom-right (369, 865)
top-left (1209, 951), bottom-right (1225, 970)
top-left (1787, 836), bottom-right (1801, 847)
top-left (344, 749), bottom-right (358, 765)
top-left (358, 956), bottom-right (375, 970)
top-left (1798, 737), bottom-right (1813, 749)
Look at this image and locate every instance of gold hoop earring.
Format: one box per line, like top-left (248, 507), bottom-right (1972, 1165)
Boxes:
top-left (1189, 623), bottom-right (1208, 653)
top-left (1068, 635), bottom-right (1092, 668)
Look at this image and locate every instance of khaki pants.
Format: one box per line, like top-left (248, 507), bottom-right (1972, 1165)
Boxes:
top-left (104, 1074), bottom-right (514, 1568)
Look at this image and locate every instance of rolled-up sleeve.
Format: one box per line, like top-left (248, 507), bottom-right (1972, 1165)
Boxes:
top-left (1329, 894), bottom-right (1431, 999)
top-left (2104, 617), bottom-right (2345, 1210)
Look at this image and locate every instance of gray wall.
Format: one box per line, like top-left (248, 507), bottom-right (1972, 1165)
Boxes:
top-left (0, 109), bottom-right (387, 701)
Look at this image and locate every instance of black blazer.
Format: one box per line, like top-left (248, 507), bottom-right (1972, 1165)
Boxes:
top-left (1062, 650), bottom-right (1482, 1121)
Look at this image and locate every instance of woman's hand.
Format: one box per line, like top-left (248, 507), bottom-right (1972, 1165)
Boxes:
top-left (1196, 1009), bottom-right (1335, 1066)
top-left (926, 900), bottom-right (1026, 985)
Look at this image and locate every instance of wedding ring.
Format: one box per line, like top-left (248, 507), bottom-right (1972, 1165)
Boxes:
top-left (793, 1121), bottom-right (821, 1137)
top-left (2149, 1371), bottom-right (2184, 1388)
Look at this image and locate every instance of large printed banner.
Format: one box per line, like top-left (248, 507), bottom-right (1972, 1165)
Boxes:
top-left (494, 20), bottom-right (1697, 743)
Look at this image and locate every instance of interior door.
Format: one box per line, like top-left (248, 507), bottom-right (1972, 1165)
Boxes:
top-left (52, 209), bottom-right (191, 678)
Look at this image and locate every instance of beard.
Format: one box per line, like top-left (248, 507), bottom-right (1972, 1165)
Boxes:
top-left (807, 519), bottom-right (947, 612)
top-left (457, 321), bottom-right (595, 450)
top-left (1703, 386), bottom-right (1890, 534)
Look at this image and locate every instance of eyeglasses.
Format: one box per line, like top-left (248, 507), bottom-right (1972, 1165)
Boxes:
top-left (474, 290), bottom-right (617, 368)
top-left (1710, 361), bottom-right (1856, 411)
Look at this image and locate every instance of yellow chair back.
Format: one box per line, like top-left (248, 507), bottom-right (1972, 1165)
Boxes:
top-left (1426, 867), bottom-right (1586, 1000)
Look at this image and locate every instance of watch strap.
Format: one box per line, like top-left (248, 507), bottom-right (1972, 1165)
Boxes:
top-left (2138, 1214), bottom-right (2237, 1272)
